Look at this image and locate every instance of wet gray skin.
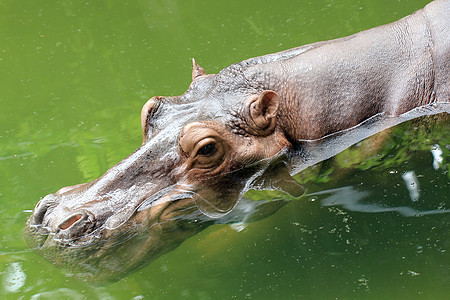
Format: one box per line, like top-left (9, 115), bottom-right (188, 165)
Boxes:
top-left (24, 70), bottom-right (299, 281)
top-left (25, 0), bottom-right (449, 282)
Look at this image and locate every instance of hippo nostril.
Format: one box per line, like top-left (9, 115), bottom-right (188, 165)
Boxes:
top-left (59, 214), bottom-right (84, 230)
top-left (31, 197), bottom-right (54, 225)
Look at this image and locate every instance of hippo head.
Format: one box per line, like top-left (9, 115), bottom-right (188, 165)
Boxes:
top-left (25, 60), bottom-right (302, 281)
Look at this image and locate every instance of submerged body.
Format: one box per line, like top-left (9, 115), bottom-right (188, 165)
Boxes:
top-left (25, 0), bottom-right (449, 281)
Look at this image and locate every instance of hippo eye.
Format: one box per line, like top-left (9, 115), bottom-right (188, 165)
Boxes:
top-left (179, 123), bottom-right (227, 170)
top-left (192, 137), bottom-right (225, 169)
top-left (197, 142), bottom-right (216, 156)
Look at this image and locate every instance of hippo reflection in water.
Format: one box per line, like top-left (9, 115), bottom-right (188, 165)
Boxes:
top-left (25, 0), bottom-right (449, 281)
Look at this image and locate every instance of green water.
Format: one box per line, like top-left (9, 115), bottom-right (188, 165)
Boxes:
top-left (1, 0), bottom-right (448, 299)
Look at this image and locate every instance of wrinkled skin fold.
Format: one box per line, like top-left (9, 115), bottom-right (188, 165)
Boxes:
top-left (25, 0), bottom-right (449, 282)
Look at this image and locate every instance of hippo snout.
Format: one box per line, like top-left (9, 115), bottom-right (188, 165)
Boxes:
top-left (30, 183), bottom-right (87, 226)
top-left (29, 193), bottom-right (99, 244)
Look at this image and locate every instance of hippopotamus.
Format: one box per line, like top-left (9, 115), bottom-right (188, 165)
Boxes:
top-left (25, 0), bottom-right (449, 281)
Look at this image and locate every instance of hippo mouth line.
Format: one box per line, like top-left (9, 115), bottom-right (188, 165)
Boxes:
top-left (24, 194), bottom-right (207, 281)
top-left (26, 195), bottom-right (185, 250)
top-left (25, 153), bottom-right (285, 253)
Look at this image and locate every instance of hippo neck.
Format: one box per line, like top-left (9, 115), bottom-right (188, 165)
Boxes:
top-left (230, 7), bottom-right (440, 141)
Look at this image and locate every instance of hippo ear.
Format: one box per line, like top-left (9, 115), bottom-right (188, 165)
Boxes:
top-left (141, 97), bottom-right (160, 143)
top-left (247, 90), bottom-right (279, 136)
top-left (192, 58), bottom-right (207, 81)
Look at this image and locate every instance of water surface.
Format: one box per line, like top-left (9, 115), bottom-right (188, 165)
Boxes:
top-left (1, 0), bottom-right (448, 299)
